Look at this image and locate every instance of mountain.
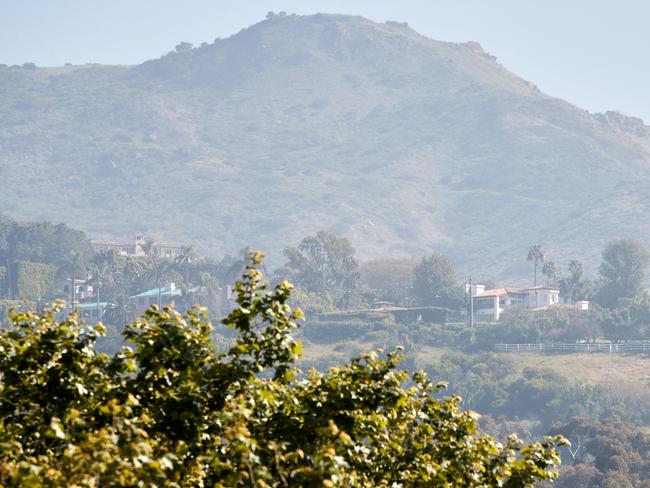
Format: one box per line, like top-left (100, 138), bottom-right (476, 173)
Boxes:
top-left (2, 12), bottom-right (650, 278)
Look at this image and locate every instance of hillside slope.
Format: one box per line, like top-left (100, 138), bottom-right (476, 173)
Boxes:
top-left (2, 13), bottom-right (650, 277)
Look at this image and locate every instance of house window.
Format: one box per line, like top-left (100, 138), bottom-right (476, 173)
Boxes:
top-left (474, 298), bottom-right (495, 310)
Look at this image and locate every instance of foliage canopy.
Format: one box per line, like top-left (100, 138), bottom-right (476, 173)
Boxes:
top-left (412, 252), bottom-right (463, 308)
top-left (597, 237), bottom-right (650, 308)
top-left (0, 252), bottom-right (564, 486)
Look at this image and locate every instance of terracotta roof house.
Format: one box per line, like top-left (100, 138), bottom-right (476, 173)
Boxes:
top-left (472, 284), bottom-right (584, 321)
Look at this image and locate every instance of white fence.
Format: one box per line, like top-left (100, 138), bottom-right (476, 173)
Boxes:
top-left (495, 343), bottom-right (650, 353)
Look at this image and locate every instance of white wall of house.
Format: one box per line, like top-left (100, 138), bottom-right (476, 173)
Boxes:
top-left (474, 295), bottom-right (500, 321)
top-left (525, 288), bottom-right (559, 308)
top-left (472, 285), bottom-right (583, 322)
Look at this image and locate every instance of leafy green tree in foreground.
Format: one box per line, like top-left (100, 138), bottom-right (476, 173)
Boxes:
top-left (0, 251), bottom-right (564, 486)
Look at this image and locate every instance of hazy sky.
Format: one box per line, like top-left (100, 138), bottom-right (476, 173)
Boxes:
top-left (1, 0), bottom-right (649, 122)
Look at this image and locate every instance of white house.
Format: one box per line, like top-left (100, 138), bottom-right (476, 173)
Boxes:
top-left (63, 279), bottom-right (94, 301)
top-left (90, 234), bottom-right (182, 258)
top-left (472, 285), bottom-right (582, 321)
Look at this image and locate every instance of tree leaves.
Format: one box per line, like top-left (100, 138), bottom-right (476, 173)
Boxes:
top-left (0, 252), bottom-right (564, 486)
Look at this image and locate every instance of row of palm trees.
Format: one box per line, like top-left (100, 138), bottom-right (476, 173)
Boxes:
top-left (527, 244), bottom-right (588, 304)
top-left (61, 244), bottom-right (201, 324)
top-left (527, 244), bottom-right (562, 287)
top-left (526, 244), bottom-right (545, 287)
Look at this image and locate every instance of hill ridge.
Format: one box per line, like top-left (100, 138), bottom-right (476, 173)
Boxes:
top-left (2, 13), bottom-right (650, 278)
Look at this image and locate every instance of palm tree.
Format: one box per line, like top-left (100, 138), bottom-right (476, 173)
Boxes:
top-left (223, 246), bottom-right (251, 285)
top-left (560, 259), bottom-right (585, 303)
top-left (175, 245), bottom-right (196, 287)
top-left (527, 245), bottom-right (545, 308)
top-left (526, 245), bottom-right (545, 287)
top-left (542, 261), bottom-right (561, 286)
top-left (103, 293), bottom-right (135, 330)
top-left (88, 261), bottom-right (112, 321)
top-left (194, 271), bottom-right (220, 309)
top-left (175, 245), bottom-right (197, 306)
top-left (61, 250), bottom-right (89, 309)
top-left (142, 239), bottom-right (157, 258)
top-left (146, 260), bottom-right (172, 308)
top-left (222, 247), bottom-right (269, 286)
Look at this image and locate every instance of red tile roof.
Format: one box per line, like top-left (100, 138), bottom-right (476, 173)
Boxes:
top-left (474, 287), bottom-right (525, 298)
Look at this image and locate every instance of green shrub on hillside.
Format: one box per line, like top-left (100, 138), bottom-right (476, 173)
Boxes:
top-left (548, 418), bottom-right (650, 487)
top-left (14, 260), bottom-right (57, 300)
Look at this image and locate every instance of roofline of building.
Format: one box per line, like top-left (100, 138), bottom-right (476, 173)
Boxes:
top-left (130, 287), bottom-right (182, 299)
top-left (474, 285), bottom-right (560, 298)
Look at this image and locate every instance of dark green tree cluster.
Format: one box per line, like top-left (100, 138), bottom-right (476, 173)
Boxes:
top-left (526, 238), bottom-right (650, 311)
top-left (548, 418), bottom-right (650, 488)
top-left (0, 214), bottom-right (90, 300)
top-left (278, 231), bottom-right (361, 311)
top-left (281, 231), bottom-right (469, 313)
top-left (0, 215), bottom-right (238, 331)
top-left (13, 261), bottom-right (57, 301)
top-left (425, 353), bottom-right (633, 430)
top-left (512, 239), bottom-right (650, 345)
top-left (359, 258), bottom-right (416, 304)
top-left (596, 237), bottom-right (650, 308)
top-left (411, 252), bottom-right (465, 309)
top-left (0, 252), bottom-right (564, 486)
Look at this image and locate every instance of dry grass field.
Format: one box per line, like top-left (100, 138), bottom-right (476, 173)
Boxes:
top-left (301, 336), bottom-right (650, 404)
top-left (500, 352), bottom-right (650, 388)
